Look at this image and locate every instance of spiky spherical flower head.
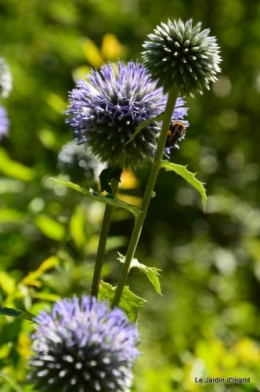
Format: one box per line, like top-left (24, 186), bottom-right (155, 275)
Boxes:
top-left (0, 57), bottom-right (12, 98)
top-left (142, 19), bottom-right (222, 96)
top-left (0, 105), bottom-right (9, 140)
top-left (65, 61), bottom-right (188, 168)
top-left (28, 295), bottom-right (140, 392)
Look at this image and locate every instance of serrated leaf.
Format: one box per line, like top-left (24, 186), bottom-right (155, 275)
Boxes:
top-left (99, 281), bottom-right (145, 322)
top-left (0, 306), bottom-right (35, 321)
top-left (161, 161), bottom-right (207, 211)
top-left (52, 179), bottom-right (142, 218)
top-left (119, 286), bottom-right (146, 322)
top-left (118, 253), bottom-right (162, 295)
top-left (124, 113), bottom-right (164, 147)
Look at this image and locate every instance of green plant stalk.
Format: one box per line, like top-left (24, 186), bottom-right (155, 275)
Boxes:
top-left (111, 85), bottom-right (179, 308)
top-left (91, 179), bottom-right (119, 297)
top-left (91, 150), bottom-right (126, 297)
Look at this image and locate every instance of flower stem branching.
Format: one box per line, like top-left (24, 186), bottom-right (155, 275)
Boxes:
top-left (111, 85), bottom-right (180, 308)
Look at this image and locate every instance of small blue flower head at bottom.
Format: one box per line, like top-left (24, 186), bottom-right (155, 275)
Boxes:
top-left (0, 105), bottom-right (9, 140)
top-left (28, 295), bottom-right (140, 392)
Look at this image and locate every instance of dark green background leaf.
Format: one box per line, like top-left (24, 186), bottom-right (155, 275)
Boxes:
top-left (0, 307), bottom-right (35, 321)
top-left (99, 166), bottom-right (123, 193)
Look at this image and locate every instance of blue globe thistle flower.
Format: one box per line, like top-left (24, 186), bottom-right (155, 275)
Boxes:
top-left (28, 295), bottom-right (140, 392)
top-left (65, 61), bottom-right (188, 168)
top-left (0, 105), bottom-right (9, 140)
top-left (142, 19), bottom-right (222, 96)
top-left (0, 57), bottom-right (12, 98)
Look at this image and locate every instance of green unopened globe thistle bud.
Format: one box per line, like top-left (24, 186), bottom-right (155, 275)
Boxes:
top-left (142, 19), bottom-right (222, 96)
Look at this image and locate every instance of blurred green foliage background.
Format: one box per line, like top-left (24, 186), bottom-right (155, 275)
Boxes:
top-left (0, 0), bottom-right (260, 390)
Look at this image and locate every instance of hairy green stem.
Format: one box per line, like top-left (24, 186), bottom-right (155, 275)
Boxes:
top-left (91, 179), bottom-right (119, 297)
top-left (91, 150), bottom-right (126, 297)
top-left (111, 86), bottom-right (179, 308)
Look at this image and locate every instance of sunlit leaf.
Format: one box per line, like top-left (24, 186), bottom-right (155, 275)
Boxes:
top-left (81, 38), bottom-right (103, 67)
top-left (22, 256), bottom-right (60, 287)
top-left (101, 33), bottom-right (127, 59)
top-left (106, 236), bottom-right (128, 250)
top-left (39, 255), bottom-right (59, 271)
top-left (32, 292), bottom-right (60, 302)
top-left (34, 214), bottom-right (65, 241)
top-left (118, 286), bottom-right (146, 322)
top-left (38, 128), bottom-right (59, 149)
top-left (0, 148), bottom-right (35, 181)
top-left (118, 253), bottom-right (162, 295)
top-left (72, 65), bottom-right (91, 81)
top-left (99, 281), bottom-right (145, 322)
top-left (0, 208), bottom-right (23, 224)
top-left (70, 205), bottom-right (87, 248)
top-left (0, 272), bottom-right (17, 295)
top-left (161, 161), bottom-right (207, 211)
top-left (0, 371), bottom-right (23, 392)
top-left (52, 179), bottom-right (142, 218)
top-left (0, 179), bottom-right (25, 195)
top-left (17, 332), bottom-right (32, 358)
top-left (46, 92), bottom-right (66, 113)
